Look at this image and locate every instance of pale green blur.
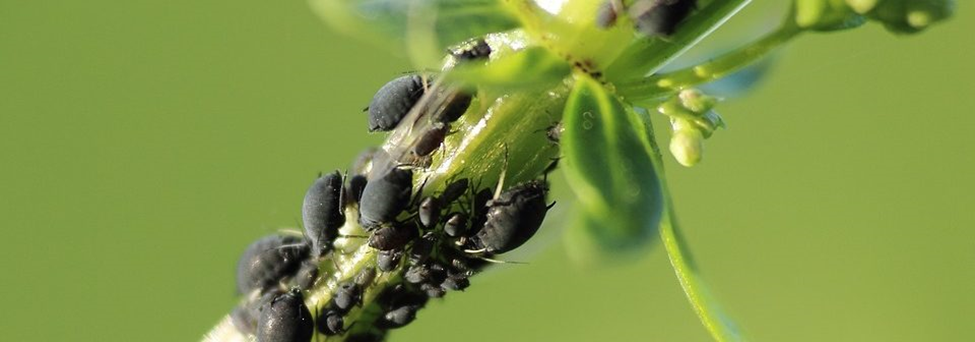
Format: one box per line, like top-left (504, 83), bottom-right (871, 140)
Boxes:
top-left (0, 1), bottom-right (972, 341)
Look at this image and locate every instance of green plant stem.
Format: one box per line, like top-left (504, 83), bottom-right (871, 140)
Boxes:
top-left (660, 198), bottom-right (744, 342)
top-left (618, 24), bottom-right (802, 102)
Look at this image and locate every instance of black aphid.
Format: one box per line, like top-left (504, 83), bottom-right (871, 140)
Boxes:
top-left (433, 91), bottom-right (473, 124)
top-left (257, 288), bottom-right (314, 342)
top-left (318, 310), bottom-right (345, 336)
top-left (346, 174), bottom-right (368, 206)
top-left (408, 232), bottom-right (437, 264)
top-left (368, 223), bottom-right (416, 251)
top-left (379, 305), bottom-right (420, 329)
top-left (404, 264), bottom-right (432, 284)
top-left (302, 171), bottom-right (344, 256)
top-left (236, 234), bottom-right (309, 294)
top-left (440, 275), bottom-right (471, 292)
top-left (421, 282), bottom-right (446, 298)
top-left (631, 0), bottom-right (697, 37)
top-left (376, 250), bottom-right (403, 272)
top-left (450, 38), bottom-right (492, 61)
top-left (368, 74), bottom-right (427, 132)
top-left (355, 266), bottom-right (377, 287)
top-left (596, 0), bottom-right (622, 29)
top-left (474, 180), bottom-right (550, 254)
top-left (418, 197), bottom-right (441, 228)
top-left (358, 167), bottom-right (414, 230)
top-left (333, 282), bottom-right (363, 313)
top-left (412, 124), bottom-right (449, 157)
top-left (469, 188), bottom-right (494, 236)
top-left (443, 213), bottom-right (468, 237)
top-left (439, 178), bottom-right (469, 205)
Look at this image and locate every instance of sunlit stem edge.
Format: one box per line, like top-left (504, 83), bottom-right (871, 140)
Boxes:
top-left (618, 24), bottom-right (802, 102)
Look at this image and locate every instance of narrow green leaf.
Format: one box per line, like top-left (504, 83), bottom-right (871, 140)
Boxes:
top-left (560, 75), bottom-right (663, 254)
top-left (310, 0), bottom-right (519, 67)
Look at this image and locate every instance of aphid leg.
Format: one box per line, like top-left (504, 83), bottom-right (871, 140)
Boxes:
top-left (494, 144), bottom-right (510, 199)
top-left (542, 157), bottom-right (560, 180)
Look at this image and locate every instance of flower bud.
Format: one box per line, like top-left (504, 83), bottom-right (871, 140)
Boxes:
top-left (669, 118), bottom-right (705, 167)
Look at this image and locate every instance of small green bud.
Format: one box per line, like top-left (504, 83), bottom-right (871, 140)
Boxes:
top-left (867, 0), bottom-right (955, 34)
top-left (794, 0), bottom-right (867, 32)
top-left (657, 89), bottom-right (718, 120)
top-left (669, 118), bottom-right (704, 167)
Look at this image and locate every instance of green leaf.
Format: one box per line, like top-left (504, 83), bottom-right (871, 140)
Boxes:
top-left (446, 45), bottom-right (570, 90)
top-left (310, 0), bottom-right (520, 67)
top-left (560, 75), bottom-right (663, 254)
top-left (661, 202), bottom-right (746, 342)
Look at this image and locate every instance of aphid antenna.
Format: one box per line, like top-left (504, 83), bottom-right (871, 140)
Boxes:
top-left (279, 227), bottom-right (305, 238)
top-left (542, 157), bottom-right (561, 180)
top-left (493, 144), bottom-right (510, 200)
top-left (338, 169), bottom-right (349, 215)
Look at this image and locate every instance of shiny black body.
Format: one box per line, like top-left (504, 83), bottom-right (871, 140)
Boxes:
top-left (412, 124), bottom-right (449, 157)
top-left (439, 178), bottom-right (469, 205)
top-left (256, 289), bottom-right (314, 342)
top-left (450, 39), bottom-right (491, 61)
top-left (418, 197), bottom-right (441, 228)
top-left (368, 224), bottom-right (416, 251)
top-left (474, 180), bottom-right (549, 254)
top-left (443, 213), bottom-right (468, 237)
top-left (376, 250), bottom-right (402, 272)
top-left (318, 310), bottom-right (345, 336)
top-left (333, 282), bottom-right (363, 313)
top-left (433, 91), bottom-right (473, 124)
top-left (379, 305), bottom-right (420, 329)
top-left (302, 171), bottom-right (344, 256)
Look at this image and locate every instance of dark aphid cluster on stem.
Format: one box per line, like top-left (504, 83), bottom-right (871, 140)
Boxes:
top-left (225, 39), bottom-right (555, 341)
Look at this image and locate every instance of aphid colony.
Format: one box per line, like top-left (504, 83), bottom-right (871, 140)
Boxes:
top-left (228, 40), bottom-right (555, 341)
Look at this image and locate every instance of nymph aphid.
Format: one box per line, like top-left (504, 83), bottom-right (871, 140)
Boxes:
top-left (367, 223), bottom-right (416, 251)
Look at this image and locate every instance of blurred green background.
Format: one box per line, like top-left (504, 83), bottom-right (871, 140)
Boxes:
top-left (1, 1), bottom-right (972, 341)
